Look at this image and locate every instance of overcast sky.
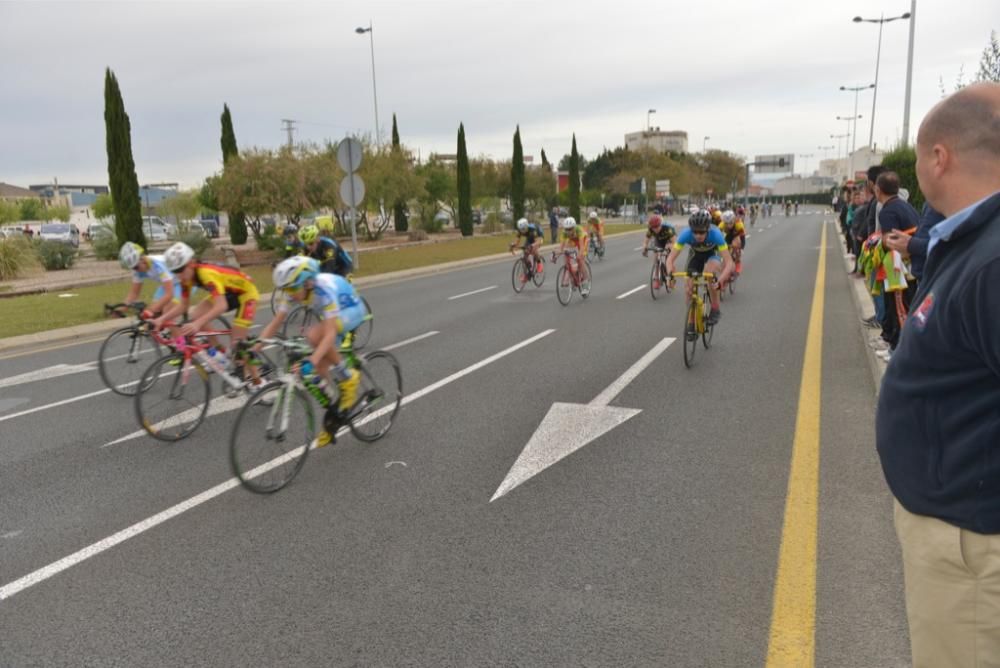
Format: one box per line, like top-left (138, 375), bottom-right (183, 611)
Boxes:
top-left (1, 0), bottom-right (995, 189)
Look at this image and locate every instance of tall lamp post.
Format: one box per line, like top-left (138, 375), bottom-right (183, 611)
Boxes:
top-left (902, 0), bottom-right (917, 145)
top-left (647, 109), bottom-right (656, 132)
top-left (703, 136), bottom-right (710, 153)
top-left (817, 144), bottom-right (836, 177)
top-left (853, 12), bottom-right (911, 147)
top-left (355, 22), bottom-right (381, 146)
top-left (837, 114), bottom-right (863, 179)
top-left (830, 133), bottom-right (850, 182)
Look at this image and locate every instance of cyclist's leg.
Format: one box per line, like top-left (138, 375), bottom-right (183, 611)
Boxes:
top-left (704, 256), bottom-right (724, 313)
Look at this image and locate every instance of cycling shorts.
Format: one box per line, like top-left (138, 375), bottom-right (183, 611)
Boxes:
top-left (687, 252), bottom-right (722, 274)
top-left (223, 292), bottom-right (258, 328)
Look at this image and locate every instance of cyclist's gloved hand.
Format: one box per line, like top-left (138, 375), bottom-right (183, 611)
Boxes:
top-left (299, 360), bottom-right (314, 377)
top-left (141, 309), bottom-right (154, 320)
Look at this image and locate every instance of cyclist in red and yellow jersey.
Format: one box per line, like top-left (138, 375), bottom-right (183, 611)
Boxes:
top-left (554, 216), bottom-right (590, 286)
top-left (152, 242), bottom-right (260, 357)
top-left (587, 211), bottom-right (605, 250)
top-left (719, 210), bottom-right (747, 276)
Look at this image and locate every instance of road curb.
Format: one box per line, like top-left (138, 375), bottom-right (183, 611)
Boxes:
top-left (0, 230), bottom-right (647, 354)
top-left (831, 220), bottom-right (886, 394)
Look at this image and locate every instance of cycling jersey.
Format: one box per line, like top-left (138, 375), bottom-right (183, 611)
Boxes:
top-left (561, 225), bottom-right (588, 250)
top-left (720, 220), bottom-right (747, 245)
top-left (673, 227), bottom-right (729, 255)
top-left (275, 273), bottom-right (367, 341)
top-left (184, 263), bottom-right (260, 328)
top-left (514, 224), bottom-right (544, 245)
top-left (646, 224), bottom-right (677, 249)
top-left (133, 254), bottom-right (184, 301)
top-left (310, 236), bottom-right (353, 276)
top-left (284, 239), bottom-right (306, 258)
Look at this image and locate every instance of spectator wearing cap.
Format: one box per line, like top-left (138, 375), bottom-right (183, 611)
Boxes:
top-left (876, 82), bottom-right (1000, 667)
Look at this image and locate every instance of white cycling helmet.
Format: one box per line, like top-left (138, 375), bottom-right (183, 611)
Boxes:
top-left (516, 218), bottom-right (529, 232)
top-left (163, 242), bottom-right (195, 272)
top-left (722, 210), bottom-right (735, 224)
top-left (561, 217), bottom-right (576, 230)
top-left (118, 242), bottom-right (144, 270)
top-left (588, 211), bottom-right (598, 220)
top-left (273, 255), bottom-right (319, 290)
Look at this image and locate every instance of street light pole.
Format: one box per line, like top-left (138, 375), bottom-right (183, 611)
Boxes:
top-left (853, 12), bottom-right (911, 148)
top-left (703, 136), bottom-right (710, 153)
top-left (355, 22), bottom-right (380, 146)
top-left (647, 109), bottom-right (656, 132)
top-left (831, 133), bottom-right (850, 181)
top-left (902, 0), bottom-right (917, 145)
top-left (837, 114), bottom-right (863, 180)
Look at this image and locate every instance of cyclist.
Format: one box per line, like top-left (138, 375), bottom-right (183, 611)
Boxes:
top-left (587, 211), bottom-right (605, 250)
top-left (710, 208), bottom-right (723, 227)
top-left (641, 214), bottom-right (677, 289)
top-left (666, 210), bottom-right (734, 327)
top-left (555, 216), bottom-right (590, 288)
top-left (719, 210), bottom-right (747, 277)
top-left (282, 223), bottom-right (304, 258)
top-left (117, 242), bottom-right (182, 318)
top-left (259, 256), bottom-right (366, 448)
top-left (510, 217), bottom-right (544, 280)
top-left (152, 242), bottom-right (259, 366)
top-left (298, 224), bottom-right (354, 277)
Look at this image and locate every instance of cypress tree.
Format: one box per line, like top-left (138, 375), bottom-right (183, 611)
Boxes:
top-left (391, 114), bottom-right (408, 232)
top-left (103, 68), bottom-right (146, 247)
top-left (540, 148), bottom-right (549, 169)
top-left (457, 123), bottom-right (473, 237)
top-left (511, 126), bottom-right (525, 223)
top-left (569, 134), bottom-right (581, 222)
top-left (220, 103), bottom-right (248, 244)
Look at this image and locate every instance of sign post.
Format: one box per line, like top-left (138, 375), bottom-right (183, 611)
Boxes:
top-left (337, 137), bottom-right (365, 268)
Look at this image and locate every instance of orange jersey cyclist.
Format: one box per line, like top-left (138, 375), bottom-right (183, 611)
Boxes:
top-left (153, 242), bottom-right (260, 360)
top-left (556, 216), bottom-right (591, 284)
top-left (586, 211), bottom-right (605, 249)
top-left (666, 210), bottom-right (734, 325)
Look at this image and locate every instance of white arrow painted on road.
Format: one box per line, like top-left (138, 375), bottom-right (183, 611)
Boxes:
top-left (490, 337), bottom-right (674, 502)
top-left (0, 362), bottom-right (97, 389)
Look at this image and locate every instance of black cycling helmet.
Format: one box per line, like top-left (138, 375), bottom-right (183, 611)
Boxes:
top-left (689, 210), bottom-right (713, 232)
top-left (283, 223), bottom-right (299, 236)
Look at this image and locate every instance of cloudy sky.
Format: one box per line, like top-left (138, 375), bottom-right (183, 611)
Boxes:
top-left (0, 0), bottom-right (995, 189)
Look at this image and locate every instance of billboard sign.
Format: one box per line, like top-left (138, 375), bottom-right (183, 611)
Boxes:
top-left (754, 154), bottom-right (794, 174)
top-left (655, 179), bottom-right (671, 197)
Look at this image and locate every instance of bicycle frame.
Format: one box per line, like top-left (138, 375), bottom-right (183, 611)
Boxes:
top-left (169, 330), bottom-right (247, 392)
top-left (557, 249), bottom-right (585, 286)
top-left (671, 272), bottom-right (715, 333)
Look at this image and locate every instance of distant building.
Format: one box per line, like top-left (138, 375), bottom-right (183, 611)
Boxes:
top-left (30, 183), bottom-right (109, 208)
top-left (817, 146), bottom-right (885, 182)
top-left (0, 182), bottom-right (41, 201)
top-left (625, 128), bottom-right (689, 154)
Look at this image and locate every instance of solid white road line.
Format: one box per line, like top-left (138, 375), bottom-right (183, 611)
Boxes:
top-left (0, 388), bottom-right (112, 423)
top-left (447, 285), bottom-right (497, 300)
top-left (0, 362), bottom-right (97, 389)
top-left (381, 330), bottom-right (440, 351)
top-left (616, 285), bottom-right (646, 300)
top-left (0, 328), bottom-right (556, 601)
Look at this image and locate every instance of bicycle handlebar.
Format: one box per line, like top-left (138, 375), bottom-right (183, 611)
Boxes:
top-left (104, 302), bottom-right (146, 318)
top-left (669, 271), bottom-right (716, 280)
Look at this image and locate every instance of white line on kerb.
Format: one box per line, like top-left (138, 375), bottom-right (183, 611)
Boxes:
top-left (447, 285), bottom-right (497, 300)
top-left (616, 285), bottom-right (646, 300)
top-left (0, 329), bottom-right (556, 601)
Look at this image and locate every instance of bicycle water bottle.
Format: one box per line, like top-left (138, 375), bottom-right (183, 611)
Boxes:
top-left (300, 362), bottom-right (334, 407)
top-left (207, 346), bottom-right (229, 370)
top-left (193, 349), bottom-right (212, 368)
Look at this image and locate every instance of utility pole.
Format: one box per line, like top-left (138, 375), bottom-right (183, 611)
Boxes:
top-left (280, 119), bottom-right (297, 148)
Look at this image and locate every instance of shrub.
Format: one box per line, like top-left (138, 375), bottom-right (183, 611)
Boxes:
top-left (419, 212), bottom-right (445, 234)
top-left (881, 145), bottom-right (925, 212)
top-left (170, 225), bottom-right (211, 256)
top-left (92, 227), bottom-right (120, 261)
top-left (34, 239), bottom-right (78, 270)
top-left (0, 237), bottom-right (41, 280)
top-left (255, 223), bottom-right (285, 252)
top-left (481, 211), bottom-right (506, 234)
top-left (407, 229), bottom-right (429, 242)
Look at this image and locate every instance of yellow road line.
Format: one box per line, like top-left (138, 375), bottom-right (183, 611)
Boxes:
top-left (765, 222), bottom-right (826, 667)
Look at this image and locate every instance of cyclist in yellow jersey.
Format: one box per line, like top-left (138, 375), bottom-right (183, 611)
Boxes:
top-left (153, 242), bottom-right (260, 361)
top-left (587, 211), bottom-right (605, 249)
top-left (555, 216), bottom-right (590, 285)
top-left (719, 210), bottom-right (747, 276)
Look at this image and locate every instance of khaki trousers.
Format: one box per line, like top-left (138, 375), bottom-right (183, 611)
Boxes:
top-left (894, 500), bottom-right (1000, 667)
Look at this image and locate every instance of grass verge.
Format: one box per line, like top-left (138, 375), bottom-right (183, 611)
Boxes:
top-left (0, 225), bottom-right (643, 339)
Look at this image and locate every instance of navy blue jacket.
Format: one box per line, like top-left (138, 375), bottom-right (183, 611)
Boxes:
top-left (877, 196), bottom-right (919, 234)
top-left (876, 191), bottom-right (1000, 533)
top-left (907, 203), bottom-right (946, 280)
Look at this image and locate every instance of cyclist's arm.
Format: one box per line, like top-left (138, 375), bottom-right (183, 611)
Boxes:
top-left (124, 281), bottom-right (142, 305)
top-left (665, 243), bottom-right (683, 274)
top-left (148, 277), bottom-right (175, 314)
top-left (718, 248), bottom-right (735, 283)
top-left (154, 296), bottom-right (187, 330)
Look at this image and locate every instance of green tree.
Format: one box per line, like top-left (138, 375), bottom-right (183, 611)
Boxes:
top-left (456, 123), bottom-right (473, 236)
top-left (391, 114), bottom-right (409, 232)
top-left (881, 144), bottom-right (925, 211)
top-left (157, 190), bottom-right (202, 225)
top-left (362, 144), bottom-right (424, 240)
top-left (976, 30), bottom-right (1000, 82)
top-left (45, 204), bottom-right (71, 222)
top-left (92, 193), bottom-right (114, 219)
top-left (511, 126), bottom-right (526, 222)
top-left (416, 158), bottom-right (457, 226)
top-left (220, 103), bottom-right (248, 244)
top-left (540, 148), bottom-right (549, 169)
top-left (19, 198), bottom-right (44, 221)
top-left (0, 200), bottom-right (20, 224)
top-left (568, 134), bottom-right (581, 221)
top-left (104, 68), bottom-right (146, 247)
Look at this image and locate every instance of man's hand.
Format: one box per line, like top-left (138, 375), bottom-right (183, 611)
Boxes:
top-left (883, 230), bottom-right (911, 255)
top-left (179, 321), bottom-right (201, 337)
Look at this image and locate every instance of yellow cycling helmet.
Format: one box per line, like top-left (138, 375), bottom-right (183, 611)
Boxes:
top-left (315, 215), bottom-right (335, 235)
top-left (299, 224), bottom-right (320, 245)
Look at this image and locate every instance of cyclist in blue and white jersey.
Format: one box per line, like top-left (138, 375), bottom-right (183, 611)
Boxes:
top-left (257, 256), bottom-right (368, 447)
top-left (118, 242), bottom-right (186, 318)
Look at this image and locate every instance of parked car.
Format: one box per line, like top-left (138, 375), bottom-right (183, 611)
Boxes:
top-left (1, 225), bottom-right (30, 238)
top-left (141, 216), bottom-right (169, 242)
top-left (85, 222), bottom-right (114, 242)
top-left (39, 223), bottom-right (80, 247)
top-left (199, 218), bottom-right (220, 238)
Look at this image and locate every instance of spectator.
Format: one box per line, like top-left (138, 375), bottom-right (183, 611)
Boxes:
top-left (873, 171), bottom-right (920, 352)
top-left (876, 82), bottom-right (1000, 667)
top-left (883, 203), bottom-right (946, 282)
top-left (549, 207), bottom-right (559, 244)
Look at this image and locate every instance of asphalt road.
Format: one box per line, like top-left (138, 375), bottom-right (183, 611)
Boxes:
top-left (0, 213), bottom-right (910, 667)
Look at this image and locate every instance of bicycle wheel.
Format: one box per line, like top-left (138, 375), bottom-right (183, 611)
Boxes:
top-left (352, 297), bottom-right (374, 350)
top-left (230, 381), bottom-right (314, 494)
top-left (683, 300), bottom-right (699, 368)
top-left (728, 274), bottom-right (736, 295)
top-left (702, 287), bottom-right (715, 349)
top-left (98, 326), bottom-right (161, 396)
top-left (555, 266), bottom-right (572, 305)
top-left (512, 259), bottom-right (526, 293)
top-left (281, 305), bottom-right (316, 339)
top-left (531, 256), bottom-right (545, 287)
top-left (269, 289), bottom-right (280, 315)
top-left (649, 262), bottom-right (661, 300)
top-left (134, 353), bottom-right (211, 441)
top-left (580, 260), bottom-right (592, 298)
top-left (349, 350), bottom-right (403, 442)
